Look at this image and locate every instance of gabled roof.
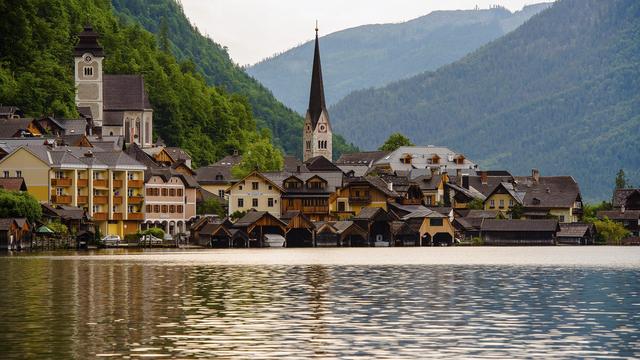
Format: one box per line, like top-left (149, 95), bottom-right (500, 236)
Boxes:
top-left (597, 210), bottom-right (640, 221)
top-left (103, 75), bottom-right (152, 111)
top-left (59, 119), bottom-right (87, 135)
top-left (481, 219), bottom-right (559, 232)
top-left (513, 176), bottom-right (581, 209)
top-left (0, 118), bottom-right (45, 138)
top-left (374, 146), bottom-right (477, 173)
top-left (557, 223), bottom-right (595, 238)
top-left (336, 151), bottom-right (388, 165)
top-left (196, 164), bottom-right (236, 184)
top-left (304, 156), bottom-right (342, 172)
top-left (231, 171), bottom-right (284, 193)
top-left (391, 221), bottom-right (418, 236)
top-left (613, 189), bottom-right (640, 208)
top-left (0, 177), bottom-right (27, 191)
top-left (0, 218), bottom-right (18, 231)
top-left (213, 154), bottom-right (242, 166)
top-left (332, 221), bottom-right (367, 236)
top-left (164, 147), bottom-right (191, 162)
top-left (262, 171), bottom-right (343, 194)
top-left (41, 204), bottom-right (86, 221)
top-left (484, 182), bottom-right (525, 205)
top-left (234, 211), bottom-right (287, 229)
top-left (354, 207), bottom-right (392, 221)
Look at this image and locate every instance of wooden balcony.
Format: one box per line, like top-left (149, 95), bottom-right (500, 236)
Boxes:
top-left (128, 180), bottom-right (144, 188)
top-left (112, 179), bottom-right (123, 188)
top-left (51, 195), bottom-right (72, 204)
top-left (77, 196), bottom-right (88, 204)
top-left (93, 196), bottom-right (108, 205)
top-left (128, 196), bottom-right (144, 204)
top-left (128, 212), bottom-right (144, 220)
top-left (302, 206), bottom-right (329, 214)
top-left (400, 198), bottom-right (423, 205)
top-left (112, 212), bottom-right (123, 220)
top-left (348, 196), bottom-right (371, 204)
top-left (113, 196), bottom-right (123, 205)
top-left (77, 179), bottom-right (88, 187)
top-left (51, 178), bottom-right (72, 187)
top-left (93, 212), bottom-right (107, 221)
top-left (93, 179), bottom-right (107, 188)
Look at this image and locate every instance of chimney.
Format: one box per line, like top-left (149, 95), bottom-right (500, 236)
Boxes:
top-left (532, 168), bottom-right (540, 183)
top-left (296, 165), bottom-right (301, 173)
top-left (456, 169), bottom-right (462, 187)
top-left (621, 205), bottom-right (626, 214)
top-left (463, 175), bottom-right (469, 189)
top-left (388, 181), bottom-right (393, 192)
top-left (480, 171), bottom-right (488, 185)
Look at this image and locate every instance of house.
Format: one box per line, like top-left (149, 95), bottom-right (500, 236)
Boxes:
top-left (226, 171), bottom-right (283, 217)
top-left (412, 172), bottom-right (447, 206)
top-left (315, 220), bottom-right (368, 247)
top-left (597, 209), bottom-right (640, 237)
top-left (613, 188), bottom-right (640, 211)
top-left (74, 25), bottom-right (153, 146)
top-left (445, 170), bottom-right (513, 208)
top-left (390, 221), bottom-right (420, 246)
top-left (335, 151), bottom-right (388, 177)
top-left (0, 218), bottom-right (30, 250)
top-left (0, 118), bottom-right (46, 138)
top-left (196, 154), bottom-right (242, 200)
top-left (557, 223), bottom-right (596, 245)
top-left (330, 176), bottom-right (398, 220)
top-left (379, 174), bottom-right (424, 206)
top-left (452, 211), bottom-right (503, 241)
top-left (352, 207), bottom-right (395, 246)
top-left (263, 170), bottom-right (343, 222)
top-left (232, 211), bottom-right (287, 247)
top-left (0, 177), bottom-right (27, 192)
top-left (372, 146), bottom-right (477, 176)
top-left (483, 182), bottom-right (525, 215)
top-left (402, 209), bottom-right (455, 246)
top-left (480, 219), bottom-right (560, 246)
top-left (0, 145), bottom-right (147, 237)
top-left (280, 210), bottom-right (315, 247)
top-left (513, 170), bottom-right (583, 222)
top-left (41, 204), bottom-right (93, 238)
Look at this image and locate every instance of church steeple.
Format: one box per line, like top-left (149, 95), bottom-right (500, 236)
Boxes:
top-left (302, 23), bottom-right (332, 162)
top-left (307, 22), bottom-right (327, 130)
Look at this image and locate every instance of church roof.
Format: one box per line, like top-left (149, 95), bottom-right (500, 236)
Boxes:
top-left (306, 29), bottom-right (327, 130)
top-left (74, 25), bottom-right (104, 57)
top-left (103, 75), bottom-right (152, 111)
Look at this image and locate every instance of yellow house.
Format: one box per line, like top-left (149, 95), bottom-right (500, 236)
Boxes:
top-left (0, 145), bottom-right (146, 237)
top-left (403, 209), bottom-right (455, 246)
top-left (329, 176), bottom-right (397, 220)
top-left (483, 182), bottom-right (522, 215)
top-left (227, 171), bottom-right (283, 217)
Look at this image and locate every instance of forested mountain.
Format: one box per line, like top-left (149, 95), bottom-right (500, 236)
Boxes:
top-left (330, 0), bottom-right (640, 201)
top-left (110, 0), bottom-right (357, 159)
top-left (247, 3), bottom-right (550, 114)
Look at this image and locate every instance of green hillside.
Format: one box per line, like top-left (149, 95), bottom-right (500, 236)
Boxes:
top-left (330, 0), bottom-right (640, 201)
top-left (110, 0), bottom-right (357, 159)
top-left (247, 3), bottom-right (550, 114)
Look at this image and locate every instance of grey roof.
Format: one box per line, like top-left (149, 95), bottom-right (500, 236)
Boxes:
top-left (196, 164), bottom-right (236, 184)
top-left (463, 210), bottom-right (500, 219)
top-left (597, 210), bottom-right (640, 221)
top-left (336, 151), bottom-right (388, 165)
top-left (234, 211), bottom-right (286, 228)
top-left (42, 204), bottom-right (85, 221)
top-left (283, 156), bottom-right (306, 172)
top-left (87, 136), bottom-right (123, 150)
top-left (374, 146), bottom-right (477, 173)
top-left (0, 177), bottom-right (27, 191)
top-left (613, 189), bottom-right (640, 208)
top-left (0, 118), bottom-right (41, 137)
top-left (304, 156), bottom-right (343, 172)
top-left (262, 171), bottom-right (344, 194)
top-left (557, 223), bottom-right (594, 238)
top-left (402, 209), bottom-right (445, 220)
top-left (103, 75), bottom-right (152, 111)
top-left (332, 221), bottom-right (366, 235)
top-left (102, 111), bottom-right (124, 126)
top-left (337, 165), bottom-right (369, 177)
top-left (391, 221), bottom-right (419, 236)
top-left (77, 106), bottom-right (92, 119)
top-left (481, 219), bottom-right (559, 232)
top-left (354, 207), bottom-right (391, 221)
top-left (0, 218), bottom-right (16, 231)
top-left (213, 154), bottom-right (242, 166)
top-left (489, 182), bottom-right (526, 205)
top-left (412, 174), bottom-right (443, 191)
top-left (513, 176), bottom-right (581, 209)
top-left (164, 147), bottom-right (192, 161)
top-left (464, 174), bottom-right (515, 197)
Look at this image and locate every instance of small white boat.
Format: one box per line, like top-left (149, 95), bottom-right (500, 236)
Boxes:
top-left (264, 234), bottom-right (286, 248)
top-left (374, 241), bottom-right (390, 247)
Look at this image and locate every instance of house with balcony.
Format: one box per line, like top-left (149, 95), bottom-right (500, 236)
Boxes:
top-left (0, 145), bottom-right (147, 237)
top-left (329, 176), bottom-right (398, 220)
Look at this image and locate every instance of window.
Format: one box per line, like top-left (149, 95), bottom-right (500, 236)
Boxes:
top-left (218, 190), bottom-right (225, 198)
top-left (112, 205), bottom-right (118, 212)
top-left (162, 188), bottom-right (168, 196)
top-left (252, 182), bottom-right (259, 190)
top-left (3, 171), bottom-right (8, 178)
top-left (154, 188), bottom-right (160, 196)
top-left (509, 199), bottom-right (514, 207)
top-left (306, 141), bottom-right (311, 149)
top-left (268, 185), bottom-right (272, 190)
top-left (56, 188), bottom-right (64, 196)
top-left (154, 205), bottom-right (160, 213)
top-left (425, 196), bottom-right (432, 205)
top-left (169, 205), bottom-right (175, 213)
top-left (252, 198), bottom-right (258, 207)
top-left (83, 66), bottom-right (93, 76)
top-left (92, 205), bottom-right (100, 213)
top-left (128, 188), bottom-right (134, 197)
top-left (169, 188), bottom-right (175, 197)
top-left (55, 171), bottom-right (65, 179)
top-left (128, 205), bottom-right (134, 213)
top-left (215, 174), bottom-right (223, 180)
top-left (146, 188), bottom-right (152, 196)
top-left (239, 185), bottom-right (243, 190)
top-left (177, 188), bottom-right (183, 197)
top-left (559, 215), bottom-right (565, 223)
top-left (499, 199), bottom-right (505, 208)
top-left (268, 198), bottom-right (274, 207)
top-left (338, 202), bottom-right (345, 212)
top-left (177, 205), bottom-right (183, 213)
top-left (238, 198), bottom-right (244, 208)
top-left (128, 173), bottom-right (135, 180)
top-left (15, 171), bottom-right (21, 178)
top-left (288, 199), bottom-right (294, 206)
top-left (146, 205), bottom-right (152, 213)
top-left (489, 200), bottom-right (495, 208)
top-left (161, 205), bottom-right (168, 213)
top-left (430, 218), bottom-right (443, 227)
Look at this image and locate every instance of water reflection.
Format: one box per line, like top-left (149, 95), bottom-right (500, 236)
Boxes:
top-left (0, 258), bottom-right (638, 358)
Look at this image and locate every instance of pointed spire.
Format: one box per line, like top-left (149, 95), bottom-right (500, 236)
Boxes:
top-left (307, 22), bottom-right (326, 129)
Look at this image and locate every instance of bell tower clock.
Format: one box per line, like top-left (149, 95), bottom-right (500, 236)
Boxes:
top-left (74, 25), bottom-right (105, 129)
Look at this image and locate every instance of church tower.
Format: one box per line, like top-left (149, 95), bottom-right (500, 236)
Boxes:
top-left (74, 25), bottom-right (104, 129)
top-left (303, 24), bottom-right (332, 162)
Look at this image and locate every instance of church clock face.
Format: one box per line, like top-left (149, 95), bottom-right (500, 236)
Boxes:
top-left (319, 124), bottom-right (327, 133)
top-left (84, 55), bottom-right (92, 63)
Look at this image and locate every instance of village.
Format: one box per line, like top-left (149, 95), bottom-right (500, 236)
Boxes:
top-left (0, 25), bottom-right (638, 250)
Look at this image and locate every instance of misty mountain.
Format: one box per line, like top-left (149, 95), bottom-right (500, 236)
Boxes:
top-left (247, 3), bottom-right (551, 113)
top-left (329, 0), bottom-right (640, 201)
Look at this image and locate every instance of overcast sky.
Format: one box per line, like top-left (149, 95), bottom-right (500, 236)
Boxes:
top-left (180, 0), bottom-right (546, 66)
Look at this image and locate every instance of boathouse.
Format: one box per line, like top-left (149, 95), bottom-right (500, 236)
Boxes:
top-left (480, 219), bottom-right (559, 246)
top-left (281, 211), bottom-right (315, 247)
top-left (233, 211), bottom-right (287, 247)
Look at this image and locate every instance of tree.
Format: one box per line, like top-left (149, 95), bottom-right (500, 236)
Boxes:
top-left (0, 189), bottom-right (42, 223)
top-left (582, 201), bottom-right (612, 223)
top-left (47, 221), bottom-right (68, 236)
top-left (467, 198), bottom-right (484, 210)
top-left (231, 134), bottom-right (284, 179)
top-left (378, 132), bottom-right (414, 152)
top-left (198, 198), bottom-right (226, 217)
top-left (615, 169), bottom-right (629, 189)
top-left (593, 217), bottom-right (629, 245)
top-left (508, 203), bottom-right (524, 219)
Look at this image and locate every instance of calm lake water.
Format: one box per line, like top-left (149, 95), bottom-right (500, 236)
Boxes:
top-left (0, 247), bottom-right (638, 359)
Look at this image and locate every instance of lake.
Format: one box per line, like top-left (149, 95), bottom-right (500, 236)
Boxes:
top-left (0, 247), bottom-right (638, 359)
